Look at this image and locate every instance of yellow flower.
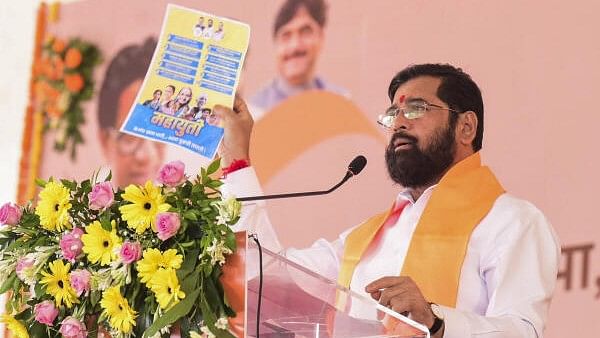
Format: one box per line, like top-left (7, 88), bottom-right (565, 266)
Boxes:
top-left (0, 314), bottom-right (29, 338)
top-left (35, 181), bottom-right (72, 231)
top-left (160, 249), bottom-right (183, 270)
top-left (40, 260), bottom-right (79, 308)
top-left (100, 286), bottom-right (137, 333)
top-left (82, 220), bottom-right (122, 265)
top-left (150, 268), bottom-right (185, 309)
top-left (119, 181), bottom-right (171, 234)
top-left (136, 248), bottom-right (182, 284)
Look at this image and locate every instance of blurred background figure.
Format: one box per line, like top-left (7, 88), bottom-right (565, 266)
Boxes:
top-left (97, 38), bottom-right (166, 187)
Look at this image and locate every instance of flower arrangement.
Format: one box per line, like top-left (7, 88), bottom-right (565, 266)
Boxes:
top-left (32, 35), bottom-right (101, 158)
top-left (0, 160), bottom-right (240, 337)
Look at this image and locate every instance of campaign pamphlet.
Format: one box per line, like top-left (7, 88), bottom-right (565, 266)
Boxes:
top-left (120, 4), bottom-right (250, 158)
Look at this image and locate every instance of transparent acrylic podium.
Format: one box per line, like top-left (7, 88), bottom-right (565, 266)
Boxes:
top-left (246, 240), bottom-right (429, 338)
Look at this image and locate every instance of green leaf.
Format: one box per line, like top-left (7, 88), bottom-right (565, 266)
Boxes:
top-left (225, 231), bottom-right (237, 252)
top-left (60, 179), bottom-right (77, 191)
top-left (177, 249), bottom-right (199, 281)
top-left (198, 293), bottom-right (236, 338)
top-left (204, 274), bottom-right (223, 314)
top-left (34, 282), bottom-right (45, 297)
top-left (14, 307), bottom-right (32, 321)
top-left (206, 158), bottom-right (221, 176)
top-left (142, 288), bottom-right (201, 338)
top-left (183, 210), bottom-right (198, 221)
top-left (206, 180), bottom-right (223, 189)
top-left (0, 272), bottom-right (17, 294)
top-left (105, 170), bottom-right (112, 182)
top-left (28, 320), bottom-right (47, 337)
top-left (100, 213), bottom-right (112, 231)
top-left (90, 290), bottom-right (101, 307)
top-left (35, 178), bottom-right (47, 188)
top-left (81, 179), bottom-right (92, 191)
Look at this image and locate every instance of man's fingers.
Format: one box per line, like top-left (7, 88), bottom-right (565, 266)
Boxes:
top-left (378, 285), bottom-right (409, 308)
top-left (212, 104), bottom-right (233, 118)
top-left (365, 276), bottom-right (407, 293)
top-left (369, 290), bottom-right (381, 300)
top-left (233, 96), bottom-right (249, 114)
top-left (213, 98), bottom-right (253, 123)
top-left (388, 297), bottom-right (411, 315)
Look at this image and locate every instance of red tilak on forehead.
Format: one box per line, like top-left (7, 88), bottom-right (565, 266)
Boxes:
top-left (398, 95), bottom-right (406, 103)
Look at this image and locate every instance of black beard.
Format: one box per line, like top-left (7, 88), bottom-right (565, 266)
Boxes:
top-left (385, 124), bottom-right (456, 188)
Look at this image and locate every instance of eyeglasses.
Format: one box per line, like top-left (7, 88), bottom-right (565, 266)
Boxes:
top-left (377, 100), bottom-right (460, 130)
top-left (108, 129), bottom-right (161, 155)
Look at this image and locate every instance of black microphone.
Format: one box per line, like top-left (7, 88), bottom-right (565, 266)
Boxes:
top-left (237, 155), bottom-right (367, 202)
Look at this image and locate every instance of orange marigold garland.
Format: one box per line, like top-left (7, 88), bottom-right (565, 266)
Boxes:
top-left (17, 3), bottom-right (48, 205)
top-left (33, 35), bottom-right (101, 158)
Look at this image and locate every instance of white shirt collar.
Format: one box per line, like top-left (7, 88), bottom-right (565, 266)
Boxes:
top-left (396, 184), bottom-right (438, 205)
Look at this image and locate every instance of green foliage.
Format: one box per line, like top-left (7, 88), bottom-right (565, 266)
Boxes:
top-left (0, 158), bottom-right (240, 337)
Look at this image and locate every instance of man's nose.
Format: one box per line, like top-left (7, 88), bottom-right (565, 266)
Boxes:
top-left (287, 33), bottom-right (304, 51)
top-left (392, 114), bottom-right (411, 132)
top-left (133, 140), bottom-right (158, 161)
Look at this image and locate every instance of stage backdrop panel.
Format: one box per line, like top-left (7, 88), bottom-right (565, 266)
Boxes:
top-left (17, 1), bottom-right (600, 336)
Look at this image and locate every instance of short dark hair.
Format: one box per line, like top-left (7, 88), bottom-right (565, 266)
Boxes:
top-left (98, 38), bottom-right (156, 130)
top-left (153, 89), bottom-right (162, 95)
top-left (273, 0), bottom-right (327, 37)
top-left (166, 85), bottom-right (175, 93)
top-left (387, 63), bottom-right (484, 151)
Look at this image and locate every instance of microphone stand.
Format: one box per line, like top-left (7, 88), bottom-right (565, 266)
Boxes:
top-left (237, 171), bottom-right (354, 202)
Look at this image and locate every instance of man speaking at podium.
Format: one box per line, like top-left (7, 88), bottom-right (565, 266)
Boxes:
top-left (215, 63), bottom-right (560, 338)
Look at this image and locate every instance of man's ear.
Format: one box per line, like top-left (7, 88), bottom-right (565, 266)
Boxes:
top-left (457, 111), bottom-right (477, 147)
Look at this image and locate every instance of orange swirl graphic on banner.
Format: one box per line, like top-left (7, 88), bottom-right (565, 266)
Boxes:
top-left (251, 91), bottom-right (386, 183)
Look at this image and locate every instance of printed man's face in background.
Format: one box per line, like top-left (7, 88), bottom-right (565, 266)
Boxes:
top-left (274, 6), bottom-right (324, 86)
top-left (197, 96), bottom-right (207, 108)
top-left (99, 79), bottom-right (166, 187)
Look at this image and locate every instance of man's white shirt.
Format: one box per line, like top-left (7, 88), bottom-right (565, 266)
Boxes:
top-left (223, 167), bottom-right (560, 338)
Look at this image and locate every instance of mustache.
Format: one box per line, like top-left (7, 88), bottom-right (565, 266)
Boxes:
top-left (284, 50), bottom-right (307, 61)
top-left (389, 131), bottom-right (418, 146)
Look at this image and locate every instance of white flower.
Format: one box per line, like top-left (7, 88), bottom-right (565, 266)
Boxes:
top-left (215, 317), bottom-right (228, 330)
top-left (200, 325), bottom-right (216, 338)
top-left (91, 268), bottom-right (112, 291)
top-left (215, 214), bottom-right (229, 226)
top-left (213, 197), bottom-right (241, 226)
top-left (205, 239), bottom-right (233, 266)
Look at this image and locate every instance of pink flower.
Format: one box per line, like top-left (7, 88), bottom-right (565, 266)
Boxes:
top-left (60, 228), bottom-right (84, 262)
top-left (34, 300), bottom-right (59, 326)
top-left (59, 317), bottom-right (87, 338)
top-left (15, 256), bottom-right (35, 282)
top-left (69, 269), bottom-right (91, 296)
top-left (0, 202), bottom-right (22, 226)
top-left (120, 241), bottom-right (142, 264)
top-left (155, 212), bottom-right (181, 240)
top-left (87, 182), bottom-right (114, 210)
top-left (157, 160), bottom-right (186, 187)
